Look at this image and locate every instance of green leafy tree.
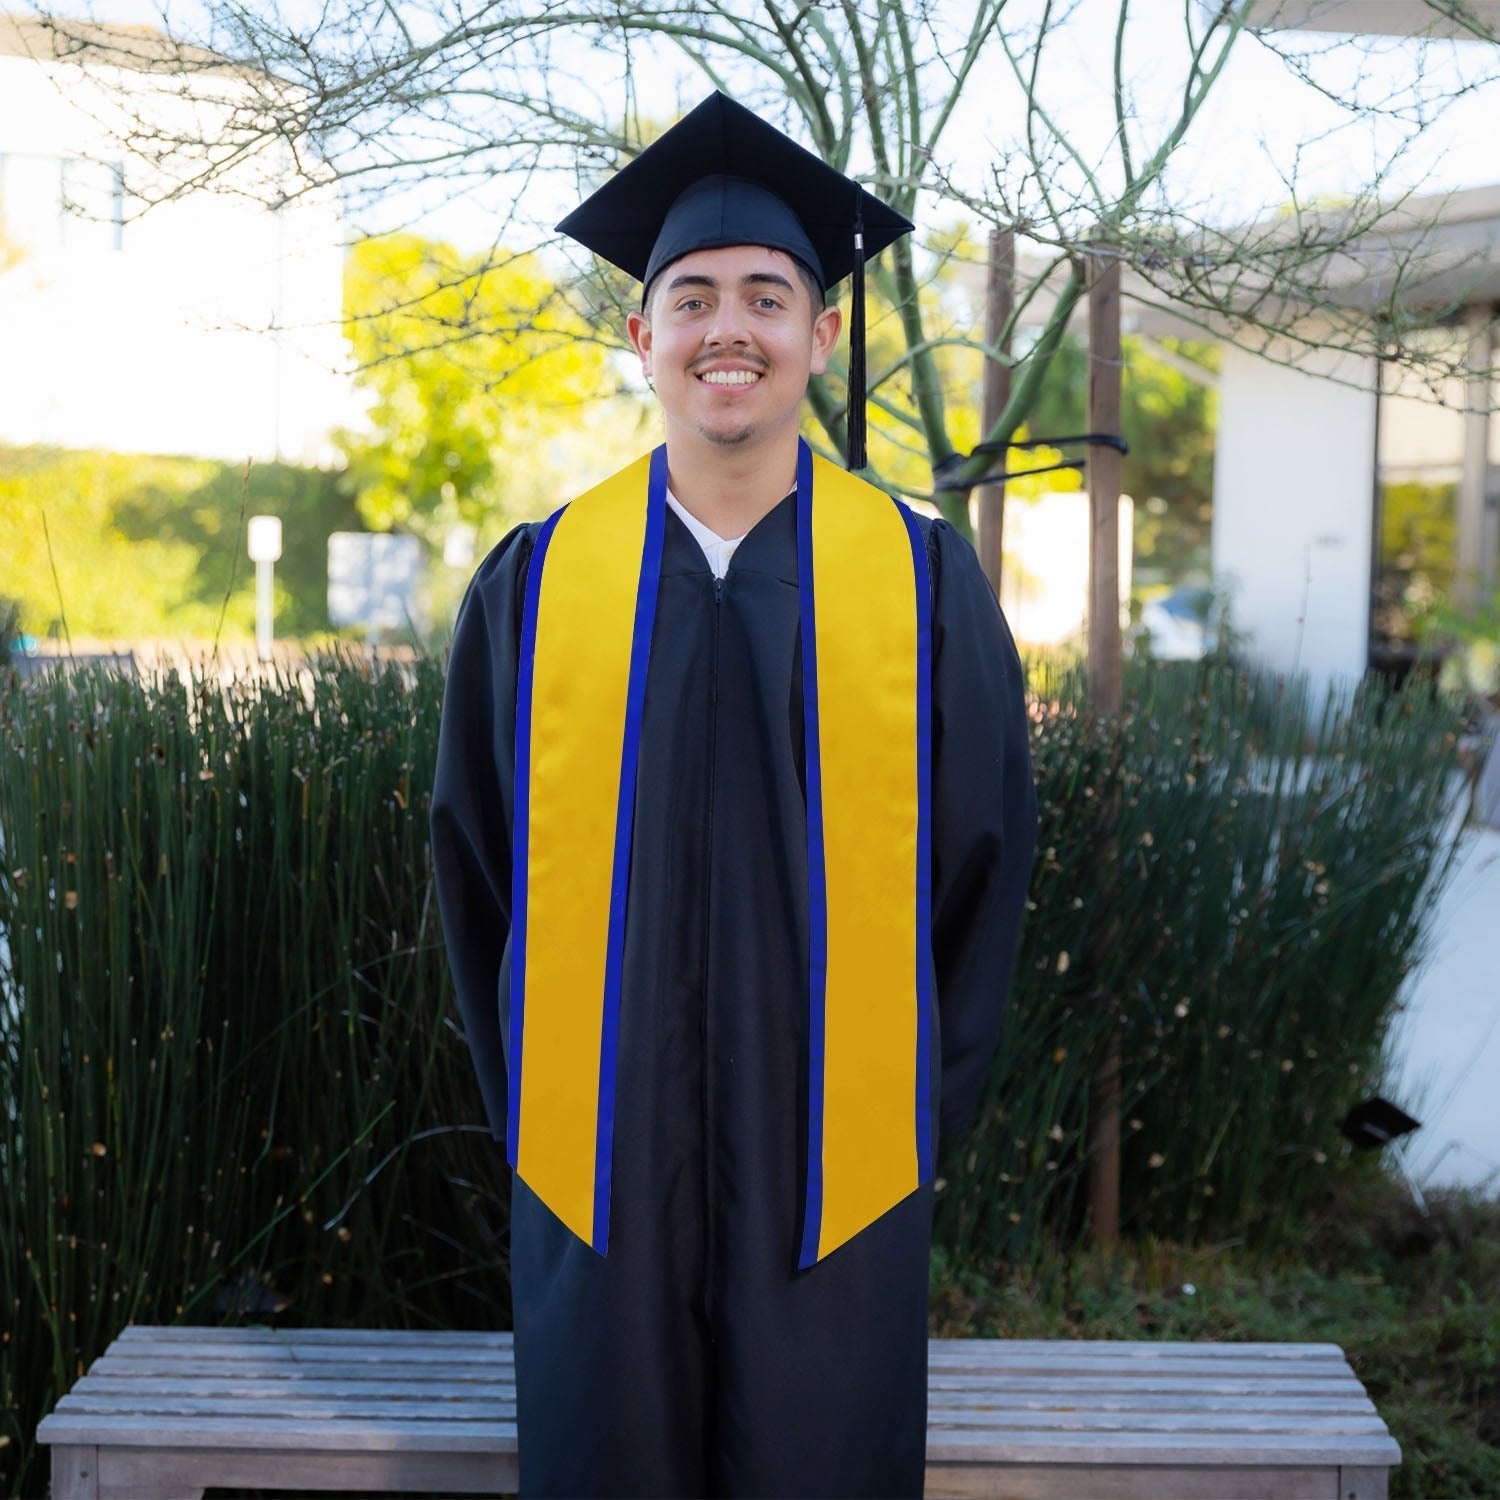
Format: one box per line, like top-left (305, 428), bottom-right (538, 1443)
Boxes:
top-left (339, 234), bottom-right (647, 550)
top-left (849, 221), bottom-right (1079, 506)
top-left (1024, 336), bottom-right (1218, 580)
top-left (0, 447), bottom-right (357, 642)
top-left (1374, 478), bottom-right (1458, 646)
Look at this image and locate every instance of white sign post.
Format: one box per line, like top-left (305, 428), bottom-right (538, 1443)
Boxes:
top-left (248, 515), bottom-right (283, 662)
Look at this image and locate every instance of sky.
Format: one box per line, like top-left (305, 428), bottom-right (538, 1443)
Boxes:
top-left (55, 0), bottom-right (1500, 263)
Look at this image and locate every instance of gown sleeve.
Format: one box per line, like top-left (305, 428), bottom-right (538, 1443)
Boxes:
top-left (430, 523), bottom-right (537, 1148)
top-left (926, 518), bottom-right (1039, 1144)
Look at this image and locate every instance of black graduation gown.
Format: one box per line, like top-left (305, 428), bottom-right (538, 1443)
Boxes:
top-left (430, 489), bottom-right (1037, 1499)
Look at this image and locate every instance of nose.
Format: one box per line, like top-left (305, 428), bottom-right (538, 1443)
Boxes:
top-left (705, 302), bottom-right (751, 347)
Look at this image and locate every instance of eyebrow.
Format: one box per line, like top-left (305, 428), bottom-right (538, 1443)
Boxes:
top-left (664, 270), bottom-right (797, 294)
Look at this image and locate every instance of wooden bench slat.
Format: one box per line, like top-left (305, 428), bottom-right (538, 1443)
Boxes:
top-left (64, 1374), bottom-right (1380, 1410)
top-left (50, 1405), bottom-right (1390, 1443)
top-left (109, 1330), bottom-right (1349, 1359)
top-left (85, 1354), bottom-right (514, 1378)
top-left (40, 1411), bottom-right (1400, 1464)
top-left (924, 1356), bottom-right (1362, 1374)
top-left (63, 1377), bottom-right (521, 1401)
top-left (924, 1344), bottom-right (1350, 1368)
top-left (930, 1396), bottom-right (1379, 1419)
top-left (927, 1411), bottom-right (1394, 1434)
top-left (71, 1365), bottom-right (1376, 1406)
top-left (38, 1414), bottom-right (517, 1449)
top-left (95, 1350), bottom-right (504, 1374)
top-left (50, 1391), bottom-right (1381, 1424)
top-left (42, 1401), bottom-right (1400, 1445)
top-left (108, 1332), bottom-right (513, 1356)
top-left (932, 1375), bottom-right (1372, 1396)
top-left (113, 1326), bottom-right (1349, 1359)
top-left (85, 1348), bottom-right (1364, 1381)
top-left (73, 1368), bottom-right (1380, 1410)
top-left (52, 1395), bottom-right (519, 1421)
top-left (926, 1431), bottom-right (1402, 1462)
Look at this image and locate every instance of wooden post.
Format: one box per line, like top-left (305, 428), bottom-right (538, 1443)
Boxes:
top-left (976, 228), bottom-right (1014, 599)
top-left (1458, 306), bottom-right (1493, 611)
top-left (1087, 251), bottom-right (1123, 717)
top-left (1086, 248), bottom-right (1123, 1249)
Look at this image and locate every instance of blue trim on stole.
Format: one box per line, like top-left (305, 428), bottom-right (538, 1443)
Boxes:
top-left (509, 505), bottom-right (565, 1168)
top-left (591, 447), bottom-right (667, 1252)
top-left (795, 439), bottom-right (827, 1271)
top-left (898, 501), bottom-right (936, 1180)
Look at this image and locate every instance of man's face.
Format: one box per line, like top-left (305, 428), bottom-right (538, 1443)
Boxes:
top-left (626, 244), bottom-right (842, 457)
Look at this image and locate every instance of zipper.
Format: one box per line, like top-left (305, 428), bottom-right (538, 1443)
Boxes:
top-left (701, 571), bottom-right (723, 1330)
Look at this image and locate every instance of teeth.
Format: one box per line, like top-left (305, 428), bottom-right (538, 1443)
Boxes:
top-left (700, 370), bottom-right (761, 385)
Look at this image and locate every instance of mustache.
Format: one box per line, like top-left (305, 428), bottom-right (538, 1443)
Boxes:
top-left (689, 355), bottom-right (769, 375)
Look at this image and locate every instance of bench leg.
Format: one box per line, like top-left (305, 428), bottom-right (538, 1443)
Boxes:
top-left (1339, 1467), bottom-right (1389, 1500)
top-left (51, 1446), bottom-right (99, 1500)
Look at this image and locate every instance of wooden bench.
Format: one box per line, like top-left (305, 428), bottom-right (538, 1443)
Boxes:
top-left (37, 1326), bottom-right (1399, 1499)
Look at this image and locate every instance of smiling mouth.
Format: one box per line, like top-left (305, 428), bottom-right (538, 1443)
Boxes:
top-left (698, 369), bottom-right (763, 386)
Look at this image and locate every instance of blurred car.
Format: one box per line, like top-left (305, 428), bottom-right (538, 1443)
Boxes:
top-left (1137, 585), bottom-right (1219, 661)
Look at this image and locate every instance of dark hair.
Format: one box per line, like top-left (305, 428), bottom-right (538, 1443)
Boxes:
top-left (641, 248), bottom-right (826, 319)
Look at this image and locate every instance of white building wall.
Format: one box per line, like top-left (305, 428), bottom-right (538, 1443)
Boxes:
top-left (0, 44), bottom-right (352, 465)
top-left (1213, 342), bottom-right (1379, 690)
top-left (999, 491), bottom-right (1133, 649)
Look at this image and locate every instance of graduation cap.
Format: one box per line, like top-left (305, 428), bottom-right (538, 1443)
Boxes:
top-left (556, 91), bottom-right (914, 470)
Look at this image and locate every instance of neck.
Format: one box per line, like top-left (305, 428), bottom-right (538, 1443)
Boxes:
top-left (662, 425), bottom-right (800, 537)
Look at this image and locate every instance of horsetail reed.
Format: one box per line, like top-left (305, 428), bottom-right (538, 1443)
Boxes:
top-left (1, 654), bottom-right (1464, 1496)
top-left (936, 666), bottom-right (1465, 1265)
top-left (1, 656), bottom-right (506, 1496)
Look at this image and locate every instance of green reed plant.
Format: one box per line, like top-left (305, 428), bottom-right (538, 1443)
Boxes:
top-left (934, 665), bottom-right (1465, 1270)
top-left (0, 656), bottom-right (508, 1498)
top-left (0, 654), bottom-right (1466, 1496)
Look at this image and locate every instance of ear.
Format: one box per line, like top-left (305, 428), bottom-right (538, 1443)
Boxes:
top-left (626, 309), bottom-right (653, 374)
top-left (808, 304), bottom-right (842, 377)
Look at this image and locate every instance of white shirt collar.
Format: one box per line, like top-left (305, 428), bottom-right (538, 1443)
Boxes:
top-left (666, 489), bottom-right (746, 579)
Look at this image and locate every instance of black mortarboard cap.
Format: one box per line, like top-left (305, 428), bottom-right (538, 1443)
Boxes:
top-left (556, 91), bottom-right (914, 470)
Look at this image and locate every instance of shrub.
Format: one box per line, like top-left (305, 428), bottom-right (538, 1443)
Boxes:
top-left (0, 656), bottom-right (1465, 1495)
top-left (935, 666), bottom-right (1464, 1266)
top-left (0, 657), bottom-right (504, 1497)
top-left (0, 599), bottom-right (20, 658)
top-left (0, 446), bottom-right (360, 643)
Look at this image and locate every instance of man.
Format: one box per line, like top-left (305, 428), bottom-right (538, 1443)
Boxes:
top-left (431, 92), bottom-right (1037, 1499)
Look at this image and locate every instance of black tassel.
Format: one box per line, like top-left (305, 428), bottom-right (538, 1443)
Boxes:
top-left (848, 206), bottom-right (866, 471)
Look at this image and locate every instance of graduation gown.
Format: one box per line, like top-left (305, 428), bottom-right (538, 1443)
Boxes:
top-left (430, 488), bottom-right (1037, 1499)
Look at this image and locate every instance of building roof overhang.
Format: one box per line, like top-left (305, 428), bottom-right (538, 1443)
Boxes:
top-left (971, 179), bottom-right (1500, 352)
top-left (1243, 0), bottom-right (1500, 41)
top-left (0, 12), bottom-right (259, 79)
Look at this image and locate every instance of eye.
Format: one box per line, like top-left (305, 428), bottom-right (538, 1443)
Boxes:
top-left (677, 296), bottom-right (708, 312)
top-left (755, 295), bottom-right (784, 310)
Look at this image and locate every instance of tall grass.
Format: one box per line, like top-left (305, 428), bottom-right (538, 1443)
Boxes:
top-left (0, 655), bottom-right (1465, 1497)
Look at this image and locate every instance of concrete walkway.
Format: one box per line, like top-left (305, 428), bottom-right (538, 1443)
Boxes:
top-left (1390, 823), bottom-right (1500, 1194)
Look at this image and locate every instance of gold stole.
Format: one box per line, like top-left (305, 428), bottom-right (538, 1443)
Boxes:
top-left (510, 440), bottom-right (932, 1267)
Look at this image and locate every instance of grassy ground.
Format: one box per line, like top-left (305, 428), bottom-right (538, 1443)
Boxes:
top-left (930, 1173), bottom-right (1500, 1499)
